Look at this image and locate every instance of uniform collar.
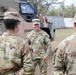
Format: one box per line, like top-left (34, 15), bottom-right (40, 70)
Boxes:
top-left (33, 29), bottom-right (42, 33)
top-left (2, 32), bottom-right (17, 36)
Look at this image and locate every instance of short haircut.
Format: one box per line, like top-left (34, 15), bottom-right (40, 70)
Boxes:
top-left (4, 19), bottom-right (20, 29)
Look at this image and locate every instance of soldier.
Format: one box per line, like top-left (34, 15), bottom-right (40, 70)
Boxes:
top-left (26, 19), bottom-right (51, 75)
top-left (0, 10), bottom-right (29, 75)
top-left (53, 14), bottom-right (76, 75)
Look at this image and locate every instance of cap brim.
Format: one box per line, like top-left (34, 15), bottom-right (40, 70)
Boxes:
top-left (33, 22), bottom-right (40, 25)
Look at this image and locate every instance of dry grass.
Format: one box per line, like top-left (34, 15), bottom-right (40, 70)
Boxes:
top-left (51, 28), bottom-right (74, 50)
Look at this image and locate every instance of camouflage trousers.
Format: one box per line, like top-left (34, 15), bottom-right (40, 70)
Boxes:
top-left (24, 51), bottom-right (34, 75)
top-left (52, 71), bottom-right (64, 75)
top-left (0, 72), bottom-right (17, 75)
top-left (34, 59), bottom-right (47, 75)
top-left (24, 50), bottom-right (47, 75)
top-left (24, 58), bottom-right (47, 75)
top-left (68, 74), bottom-right (76, 75)
top-left (0, 73), bottom-right (15, 75)
top-left (52, 71), bottom-right (76, 75)
top-left (24, 62), bottom-right (34, 75)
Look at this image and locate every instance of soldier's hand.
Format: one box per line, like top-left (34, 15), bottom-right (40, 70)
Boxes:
top-left (15, 68), bottom-right (24, 75)
top-left (43, 56), bottom-right (48, 62)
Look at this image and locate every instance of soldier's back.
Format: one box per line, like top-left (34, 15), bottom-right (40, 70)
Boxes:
top-left (53, 33), bottom-right (76, 75)
top-left (0, 32), bottom-right (24, 75)
top-left (65, 36), bottom-right (76, 75)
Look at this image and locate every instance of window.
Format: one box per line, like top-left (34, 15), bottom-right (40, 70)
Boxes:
top-left (20, 3), bottom-right (34, 14)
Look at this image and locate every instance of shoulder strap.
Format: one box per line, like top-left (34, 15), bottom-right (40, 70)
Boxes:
top-left (30, 34), bottom-right (38, 48)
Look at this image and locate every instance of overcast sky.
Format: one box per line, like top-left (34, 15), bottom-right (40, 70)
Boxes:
top-left (51, 0), bottom-right (76, 8)
top-left (64, 0), bottom-right (76, 6)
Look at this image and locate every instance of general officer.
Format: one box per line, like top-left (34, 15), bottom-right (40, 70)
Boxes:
top-left (53, 14), bottom-right (76, 75)
top-left (26, 19), bottom-right (52, 75)
top-left (0, 10), bottom-right (29, 75)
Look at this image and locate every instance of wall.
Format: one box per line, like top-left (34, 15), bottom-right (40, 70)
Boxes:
top-left (46, 16), bottom-right (64, 28)
top-left (64, 18), bottom-right (73, 27)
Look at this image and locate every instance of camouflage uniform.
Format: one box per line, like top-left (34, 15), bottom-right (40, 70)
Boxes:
top-left (26, 29), bottom-right (51, 75)
top-left (58, 33), bottom-right (76, 49)
top-left (1, 9), bottom-right (30, 75)
top-left (53, 33), bottom-right (76, 75)
top-left (0, 32), bottom-right (29, 75)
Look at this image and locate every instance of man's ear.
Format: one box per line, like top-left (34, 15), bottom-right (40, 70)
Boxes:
top-left (15, 24), bottom-right (18, 28)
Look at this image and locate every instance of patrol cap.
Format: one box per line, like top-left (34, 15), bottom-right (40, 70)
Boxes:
top-left (32, 19), bottom-right (40, 25)
top-left (4, 10), bottom-right (20, 21)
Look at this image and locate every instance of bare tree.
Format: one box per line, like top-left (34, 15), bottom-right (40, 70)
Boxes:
top-left (30, 0), bottom-right (65, 15)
